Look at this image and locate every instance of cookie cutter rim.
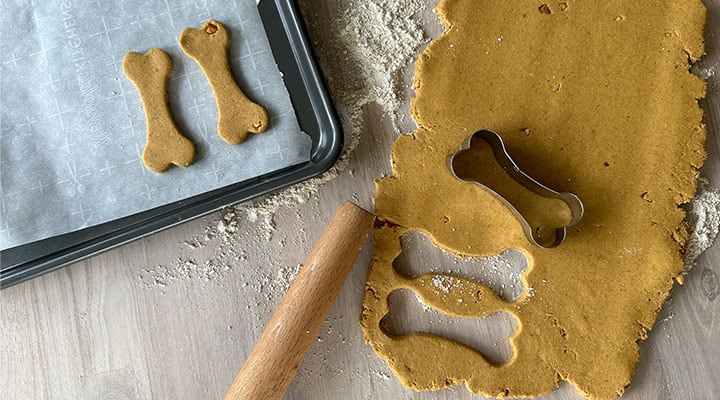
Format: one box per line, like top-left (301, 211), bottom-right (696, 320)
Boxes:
top-left (448, 129), bottom-right (585, 248)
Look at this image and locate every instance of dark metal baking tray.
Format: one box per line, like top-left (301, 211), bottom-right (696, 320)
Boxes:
top-left (0, 0), bottom-right (342, 289)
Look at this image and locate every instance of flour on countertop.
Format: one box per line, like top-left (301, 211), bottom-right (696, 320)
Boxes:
top-left (692, 62), bottom-right (717, 80)
top-left (137, 0), bottom-right (430, 290)
top-left (684, 178), bottom-right (720, 270)
top-left (135, 0), bottom-right (720, 300)
top-left (228, 0), bottom-right (429, 241)
top-left (133, 0), bottom-right (720, 320)
top-left (130, 1), bottom-right (720, 395)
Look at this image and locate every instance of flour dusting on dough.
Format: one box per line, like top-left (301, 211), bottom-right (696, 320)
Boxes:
top-left (362, 1), bottom-right (710, 398)
top-left (432, 275), bottom-right (453, 293)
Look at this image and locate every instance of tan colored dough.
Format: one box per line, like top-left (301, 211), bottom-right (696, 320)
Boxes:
top-left (361, 1), bottom-right (707, 399)
top-left (123, 48), bottom-right (196, 173)
top-left (179, 20), bottom-right (269, 145)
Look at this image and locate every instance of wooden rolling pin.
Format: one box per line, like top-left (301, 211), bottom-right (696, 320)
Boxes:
top-left (225, 201), bottom-right (374, 400)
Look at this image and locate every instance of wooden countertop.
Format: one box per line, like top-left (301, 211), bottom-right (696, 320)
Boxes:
top-left (2, 1), bottom-right (719, 399)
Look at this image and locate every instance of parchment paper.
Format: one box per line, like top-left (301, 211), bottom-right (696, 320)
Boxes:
top-left (0, 0), bottom-right (311, 250)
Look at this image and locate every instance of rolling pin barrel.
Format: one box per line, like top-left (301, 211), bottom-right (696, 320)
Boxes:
top-left (225, 201), bottom-right (374, 400)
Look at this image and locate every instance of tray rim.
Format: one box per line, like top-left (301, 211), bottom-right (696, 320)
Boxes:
top-left (0, 0), bottom-right (343, 289)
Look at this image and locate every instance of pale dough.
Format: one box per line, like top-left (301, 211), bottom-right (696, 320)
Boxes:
top-left (361, 1), bottom-right (707, 399)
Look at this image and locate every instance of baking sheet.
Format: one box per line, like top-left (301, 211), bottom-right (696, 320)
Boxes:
top-left (0, 0), bottom-right (311, 250)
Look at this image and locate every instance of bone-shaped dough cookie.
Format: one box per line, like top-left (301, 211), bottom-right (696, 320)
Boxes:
top-left (123, 48), bottom-right (196, 173)
top-left (179, 20), bottom-right (269, 145)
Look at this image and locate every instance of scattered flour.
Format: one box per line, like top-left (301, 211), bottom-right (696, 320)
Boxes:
top-left (697, 65), bottom-right (717, 80)
top-left (137, 0), bottom-right (430, 289)
top-left (229, 0), bottom-right (429, 239)
top-left (374, 370), bottom-right (392, 381)
top-left (432, 275), bottom-right (453, 294)
top-left (138, 258), bottom-right (231, 288)
top-left (278, 263), bottom-right (303, 290)
top-left (136, 0), bottom-right (720, 327)
top-left (397, 231), bottom-right (527, 302)
top-left (684, 178), bottom-right (720, 269)
top-left (129, 2), bottom-right (720, 396)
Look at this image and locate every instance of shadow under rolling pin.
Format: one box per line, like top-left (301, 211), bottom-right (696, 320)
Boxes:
top-left (225, 201), bottom-right (374, 400)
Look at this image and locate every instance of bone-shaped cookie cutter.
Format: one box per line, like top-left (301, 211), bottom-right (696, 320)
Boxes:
top-left (449, 129), bottom-right (584, 248)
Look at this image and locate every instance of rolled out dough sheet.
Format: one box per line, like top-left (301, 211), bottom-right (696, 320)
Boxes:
top-left (361, 1), bottom-right (707, 399)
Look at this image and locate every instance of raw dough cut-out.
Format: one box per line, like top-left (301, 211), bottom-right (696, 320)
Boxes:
top-left (180, 20), bottom-right (270, 145)
top-left (124, 48), bottom-right (196, 173)
top-left (361, 1), bottom-right (707, 399)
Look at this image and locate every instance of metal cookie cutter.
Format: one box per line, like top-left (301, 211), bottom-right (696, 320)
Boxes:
top-left (449, 129), bottom-right (584, 248)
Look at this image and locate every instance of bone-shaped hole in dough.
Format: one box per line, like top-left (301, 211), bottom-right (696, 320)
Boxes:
top-left (393, 231), bottom-right (527, 302)
top-left (380, 289), bottom-right (516, 366)
top-left (451, 133), bottom-right (574, 247)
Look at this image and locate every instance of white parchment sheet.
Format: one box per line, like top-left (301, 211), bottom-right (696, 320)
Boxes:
top-left (0, 0), bottom-right (311, 250)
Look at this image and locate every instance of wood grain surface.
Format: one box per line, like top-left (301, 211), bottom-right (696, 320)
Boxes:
top-left (2, 1), bottom-right (719, 399)
top-left (225, 202), bottom-right (373, 400)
